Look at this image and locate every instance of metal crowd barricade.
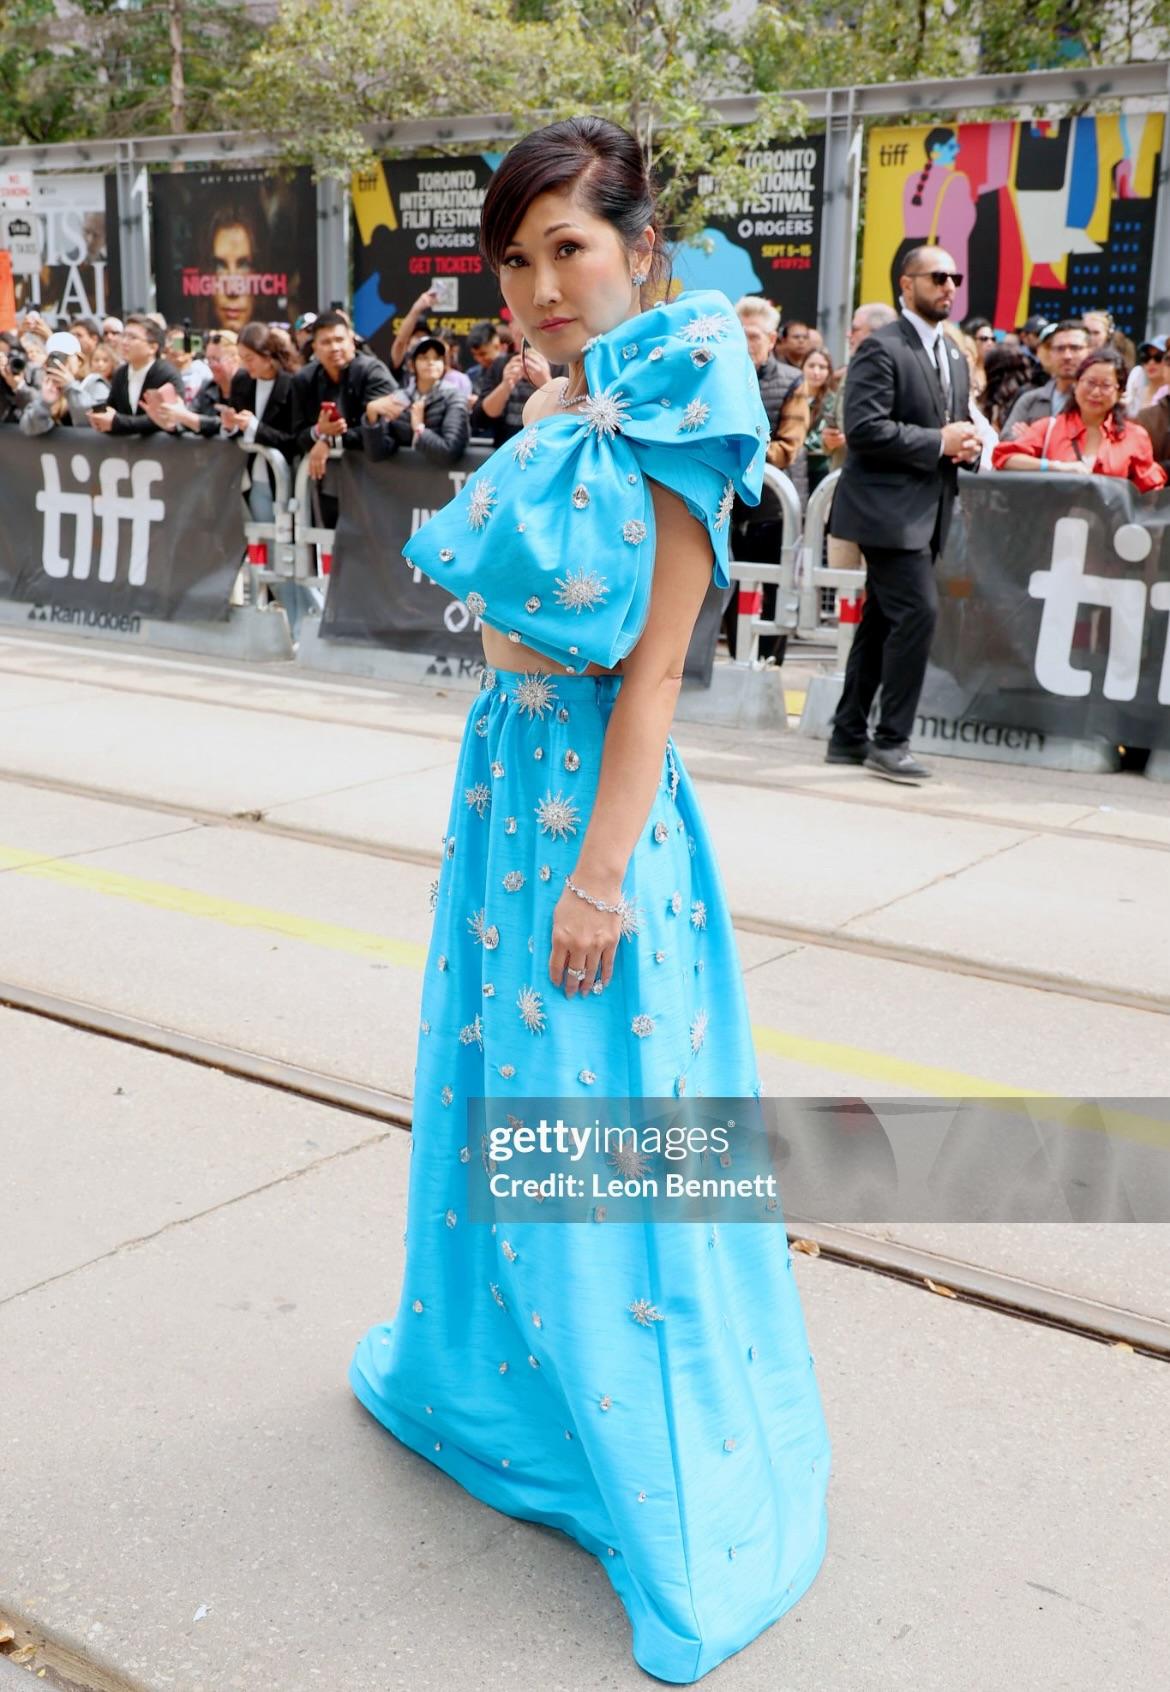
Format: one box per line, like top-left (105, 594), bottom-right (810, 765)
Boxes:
top-left (728, 465), bottom-right (802, 665)
top-left (291, 443), bottom-right (343, 584)
top-left (235, 442), bottom-right (295, 604)
top-left (797, 470), bottom-right (866, 666)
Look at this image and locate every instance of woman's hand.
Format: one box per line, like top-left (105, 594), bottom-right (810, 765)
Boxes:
top-left (410, 397), bottom-right (427, 433)
top-left (548, 885), bottom-right (622, 999)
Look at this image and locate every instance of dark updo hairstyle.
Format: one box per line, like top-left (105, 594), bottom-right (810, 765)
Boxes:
top-left (1071, 348), bottom-right (1127, 430)
top-left (479, 117), bottom-right (670, 377)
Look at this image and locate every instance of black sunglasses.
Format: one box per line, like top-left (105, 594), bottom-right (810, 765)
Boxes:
top-left (909, 269), bottom-right (964, 287)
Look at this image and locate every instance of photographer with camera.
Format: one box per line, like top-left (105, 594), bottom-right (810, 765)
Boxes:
top-left (0, 331), bottom-right (36, 425)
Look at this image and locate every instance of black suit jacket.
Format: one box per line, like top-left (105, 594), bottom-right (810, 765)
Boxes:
top-left (829, 316), bottom-right (971, 554)
top-left (106, 357), bottom-right (184, 435)
top-left (229, 368), bottom-right (298, 459)
top-left (290, 353), bottom-right (397, 456)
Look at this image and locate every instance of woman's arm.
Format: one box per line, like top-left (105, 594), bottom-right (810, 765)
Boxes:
top-left (548, 478), bottom-right (712, 1000)
top-left (413, 394), bottom-right (471, 465)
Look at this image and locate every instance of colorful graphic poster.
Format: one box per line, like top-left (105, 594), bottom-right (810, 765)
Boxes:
top-left (7, 174), bottom-right (119, 321)
top-left (672, 139), bottom-right (824, 324)
top-left (151, 167), bottom-right (317, 332)
top-left (860, 115), bottom-right (1164, 336)
top-left (352, 157), bottom-right (501, 365)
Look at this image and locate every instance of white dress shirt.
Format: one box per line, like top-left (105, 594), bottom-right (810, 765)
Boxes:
top-left (126, 360), bottom-right (152, 413)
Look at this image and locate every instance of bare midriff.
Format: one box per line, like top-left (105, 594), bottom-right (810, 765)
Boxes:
top-left (481, 626), bottom-right (622, 677)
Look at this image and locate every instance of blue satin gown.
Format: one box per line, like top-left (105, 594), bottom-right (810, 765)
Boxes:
top-left (349, 289), bottom-right (831, 1682)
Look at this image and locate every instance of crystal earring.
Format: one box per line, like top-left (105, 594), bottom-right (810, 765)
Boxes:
top-left (631, 270), bottom-right (649, 286)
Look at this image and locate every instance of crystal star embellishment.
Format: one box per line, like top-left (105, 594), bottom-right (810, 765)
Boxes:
top-left (580, 386), bottom-right (631, 439)
top-left (465, 591), bottom-right (486, 616)
top-left (690, 899), bottom-right (708, 930)
top-left (502, 870), bottom-right (525, 892)
top-left (571, 483), bottom-right (590, 509)
top-left (690, 1008), bottom-right (708, 1053)
top-left (554, 566), bottom-right (609, 614)
top-left (468, 908), bottom-right (499, 948)
top-left (465, 783), bottom-right (491, 818)
top-left (459, 1014), bottom-right (484, 1048)
top-left (622, 519), bottom-right (647, 545)
top-left (679, 398), bottom-right (710, 432)
top-left (628, 1299), bottom-right (665, 1326)
top-left (609, 1141), bottom-right (653, 1179)
top-left (467, 477), bottom-right (497, 530)
top-left (617, 896), bottom-right (642, 942)
top-left (512, 672), bottom-right (557, 718)
top-left (630, 1014), bottom-right (654, 1038)
top-left (535, 792), bottom-right (580, 841)
top-left (680, 311), bottom-right (732, 344)
top-left (714, 481), bottom-right (735, 532)
top-left (512, 427), bottom-right (539, 468)
top-left (517, 985), bottom-right (547, 1033)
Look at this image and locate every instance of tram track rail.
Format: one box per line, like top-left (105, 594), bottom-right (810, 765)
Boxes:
top-left (2, 976), bottom-right (1168, 1363)
top-left (1, 764), bottom-right (1168, 1020)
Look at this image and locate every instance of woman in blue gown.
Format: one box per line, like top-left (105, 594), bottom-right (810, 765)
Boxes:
top-left (349, 116), bottom-right (831, 1683)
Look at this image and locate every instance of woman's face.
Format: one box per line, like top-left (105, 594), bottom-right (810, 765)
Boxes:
top-left (803, 350), bottom-right (831, 389)
top-left (413, 348), bottom-right (446, 388)
top-left (239, 344), bottom-right (276, 381)
top-left (498, 184), bottom-right (650, 365)
top-left (212, 223), bottom-right (254, 333)
top-left (90, 344), bottom-right (117, 378)
top-left (931, 137), bottom-right (960, 168)
top-left (1075, 362), bottom-right (1120, 417)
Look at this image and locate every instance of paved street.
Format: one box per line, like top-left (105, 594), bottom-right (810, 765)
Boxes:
top-left (1, 629), bottom-right (1167, 1692)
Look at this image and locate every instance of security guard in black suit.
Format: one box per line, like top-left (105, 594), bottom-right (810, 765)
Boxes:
top-left (827, 246), bottom-right (981, 782)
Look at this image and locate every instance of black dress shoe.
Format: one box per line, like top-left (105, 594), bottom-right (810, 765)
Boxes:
top-left (824, 738), bottom-right (870, 765)
top-left (864, 744), bottom-right (932, 783)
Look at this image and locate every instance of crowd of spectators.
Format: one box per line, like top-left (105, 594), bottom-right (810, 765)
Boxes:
top-left (714, 296), bottom-right (1167, 663)
top-left (2, 292), bottom-right (1165, 599)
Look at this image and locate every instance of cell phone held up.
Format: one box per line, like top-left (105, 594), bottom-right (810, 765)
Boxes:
top-left (318, 400), bottom-right (341, 424)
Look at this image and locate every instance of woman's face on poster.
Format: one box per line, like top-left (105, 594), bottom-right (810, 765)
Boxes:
top-left (212, 222), bottom-right (254, 332)
top-left (931, 137), bottom-right (960, 168)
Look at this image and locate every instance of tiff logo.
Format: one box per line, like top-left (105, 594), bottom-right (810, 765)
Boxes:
top-left (1028, 516), bottom-right (1170, 704)
top-left (35, 453), bottom-right (165, 585)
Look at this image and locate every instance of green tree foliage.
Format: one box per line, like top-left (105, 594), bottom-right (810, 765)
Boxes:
top-left (0, 0), bottom-right (257, 144)
top-left (743, 0), bottom-right (1170, 92)
top-left (230, 0), bottom-right (803, 243)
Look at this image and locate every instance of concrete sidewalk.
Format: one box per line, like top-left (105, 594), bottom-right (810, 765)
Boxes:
top-left (3, 1010), bottom-right (1168, 1692)
top-left (0, 634), bottom-right (1168, 1007)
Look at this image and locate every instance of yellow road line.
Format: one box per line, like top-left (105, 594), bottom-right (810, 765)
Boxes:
top-left (0, 844), bottom-right (428, 969)
top-left (0, 840), bottom-right (1079, 1102)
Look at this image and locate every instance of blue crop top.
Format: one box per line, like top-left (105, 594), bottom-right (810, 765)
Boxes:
top-left (402, 288), bottom-right (769, 673)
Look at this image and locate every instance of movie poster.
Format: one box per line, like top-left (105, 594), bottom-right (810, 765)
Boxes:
top-left (6, 174), bottom-right (120, 322)
top-left (671, 139), bottom-right (825, 325)
top-left (151, 166), bottom-right (317, 333)
top-left (859, 114), bottom-right (1164, 336)
top-left (351, 156), bottom-right (501, 365)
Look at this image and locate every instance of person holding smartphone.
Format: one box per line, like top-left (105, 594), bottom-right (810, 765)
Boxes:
top-left (17, 332), bottom-right (94, 436)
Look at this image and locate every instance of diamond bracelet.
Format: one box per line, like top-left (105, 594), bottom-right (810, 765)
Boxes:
top-left (564, 874), bottom-right (624, 914)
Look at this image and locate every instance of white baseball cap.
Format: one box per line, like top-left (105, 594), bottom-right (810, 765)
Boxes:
top-left (45, 331), bottom-right (82, 358)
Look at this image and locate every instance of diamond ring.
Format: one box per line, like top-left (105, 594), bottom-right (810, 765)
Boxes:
top-left (570, 967), bottom-right (588, 982)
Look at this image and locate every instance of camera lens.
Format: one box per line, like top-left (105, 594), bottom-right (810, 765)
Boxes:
top-left (8, 349), bottom-right (27, 374)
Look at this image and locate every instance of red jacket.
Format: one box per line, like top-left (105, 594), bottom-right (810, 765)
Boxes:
top-left (991, 407), bottom-right (1167, 492)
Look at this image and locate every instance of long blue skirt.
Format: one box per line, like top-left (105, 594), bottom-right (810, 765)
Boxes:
top-left (350, 667), bottom-right (830, 1683)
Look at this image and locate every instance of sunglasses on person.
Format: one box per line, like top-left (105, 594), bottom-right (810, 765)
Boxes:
top-left (909, 269), bottom-right (964, 287)
top-left (975, 330), bottom-right (995, 343)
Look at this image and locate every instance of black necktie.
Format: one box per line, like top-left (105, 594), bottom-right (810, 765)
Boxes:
top-left (933, 335), bottom-right (951, 421)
